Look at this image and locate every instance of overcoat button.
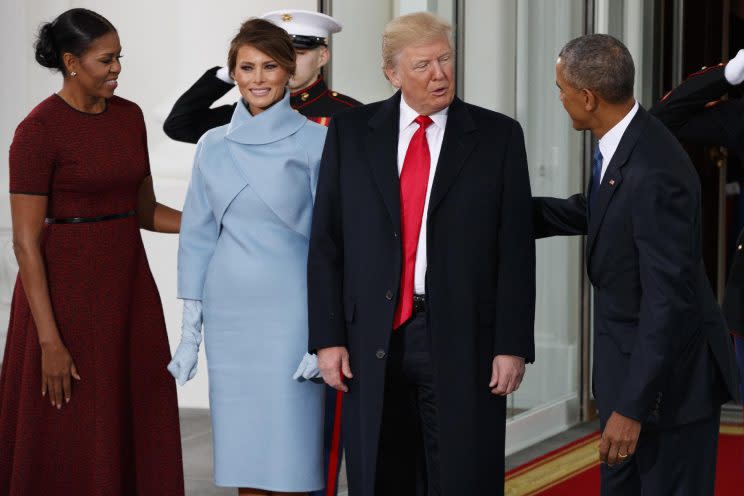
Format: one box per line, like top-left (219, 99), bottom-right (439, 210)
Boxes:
top-left (376, 349), bottom-right (386, 359)
top-left (385, 290), bottom-right (393, 300)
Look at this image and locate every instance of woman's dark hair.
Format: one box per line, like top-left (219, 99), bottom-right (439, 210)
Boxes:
top-left (34, 8), bottom-right (117, 74)
top-left (227, 18), bottom-right (296, 77)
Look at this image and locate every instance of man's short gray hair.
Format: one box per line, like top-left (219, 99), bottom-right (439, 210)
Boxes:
top-left (382, 12), bottom-right (452, 71)
top-left (558, 34), bottom-right (635, 103)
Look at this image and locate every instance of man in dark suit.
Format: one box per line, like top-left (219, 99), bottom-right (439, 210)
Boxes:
top-left (308, 11), bottom-right (535, 496)
top-left (534, 34), bottom-right (739, 494)
top-left (650, 50), bottom-right (744, 404)
top-left (162, 9), bottom-right (360, 144)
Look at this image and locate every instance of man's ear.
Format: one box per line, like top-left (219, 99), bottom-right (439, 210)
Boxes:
top-left (583, 88), bottom-right (599, 112)
top-left (317, 46), bottom-right (330, 69)
top-left (384, 66), bottom-right (401, 88)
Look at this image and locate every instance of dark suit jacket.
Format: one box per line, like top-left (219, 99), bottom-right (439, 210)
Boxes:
top-left (534, 107), bottom-right (739, 428)
top-left (308, 92), bottom-right (535, 496)
top-left (650, 65), bottom-right (744, 334)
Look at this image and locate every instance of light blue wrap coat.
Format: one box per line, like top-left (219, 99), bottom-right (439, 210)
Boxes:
top-left (178, 92), bottom-right (327, 490)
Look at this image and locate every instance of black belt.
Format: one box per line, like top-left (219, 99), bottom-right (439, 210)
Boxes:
top-left (413, 294), bottom-right (426, 314)
top-left (45, 210), bottom-right (136, 224)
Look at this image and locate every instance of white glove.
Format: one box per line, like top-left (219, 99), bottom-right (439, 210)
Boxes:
top-left (215, 66), bottom-right (233, 84)
top-left (293, 352), bottom-right (322, 382)
top-left (725, 49), bottom-right (744, 86)
top-left (167, 299), bottom-right (203, 386)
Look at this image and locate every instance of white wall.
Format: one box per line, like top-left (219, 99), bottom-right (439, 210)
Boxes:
top-left (463, 0), bottom-right (517, 116)
top-left (0, 0), bottom-right (316, 408)
top-left (329, 0), bottom-right (395, 104)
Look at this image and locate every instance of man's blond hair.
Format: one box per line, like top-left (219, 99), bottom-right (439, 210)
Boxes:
top-left (381, 12), bottom-right (453, 72)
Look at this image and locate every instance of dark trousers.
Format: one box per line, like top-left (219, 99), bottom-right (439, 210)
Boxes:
top-left (600, 406), bottom-right (721, 496)
top-left (375, 312), bottom-right (441, 496)
top-left (310, 386), bottom-right (343, 496)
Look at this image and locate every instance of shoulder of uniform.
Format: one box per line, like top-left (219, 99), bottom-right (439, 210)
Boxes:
top-left (300, 118), bottom-right (329, 135)
top-left (326, 90), bottom-right (362, 107)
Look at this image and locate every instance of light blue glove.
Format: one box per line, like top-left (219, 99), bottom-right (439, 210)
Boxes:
top-left (293, 352), bottom-right (322, 382)
top-left (167, 299), bottom-right (203, 386)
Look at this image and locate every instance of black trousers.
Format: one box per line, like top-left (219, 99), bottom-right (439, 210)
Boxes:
top-left (600, 406), bottom-right (721, 496)
top-left (375, 312), bottom-right (441, 496)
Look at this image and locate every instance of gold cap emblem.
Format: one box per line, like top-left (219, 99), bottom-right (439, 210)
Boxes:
top-left (282, 13), bottom-right (293, 22)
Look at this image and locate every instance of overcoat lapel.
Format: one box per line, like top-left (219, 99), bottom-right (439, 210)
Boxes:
top-left (428, 97), bottom-right (477, 216)
top-left (365, 92), bottom-right (402, 232)
top-left (586, 107), bottom-right (650, 267)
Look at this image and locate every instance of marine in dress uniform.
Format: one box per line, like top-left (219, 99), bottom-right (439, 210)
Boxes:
top-left (164, 11), bottom-right (361, 496)
top-left (162, 10), bottom-right (361, 144)
top-left (650, 49), bottom-right (744, 404)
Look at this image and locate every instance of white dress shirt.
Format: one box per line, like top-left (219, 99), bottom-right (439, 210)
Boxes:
top-left (598, 100), bottom-right (639, 182)
top-left (397, 96), bottom-right (449, 295)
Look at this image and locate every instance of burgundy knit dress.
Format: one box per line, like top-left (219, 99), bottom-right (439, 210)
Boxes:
top-left (0, 94), bottom-right (184, 495)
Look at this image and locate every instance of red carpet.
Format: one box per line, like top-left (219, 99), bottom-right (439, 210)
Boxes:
top-left (505, 424), bottom-right (744, 495)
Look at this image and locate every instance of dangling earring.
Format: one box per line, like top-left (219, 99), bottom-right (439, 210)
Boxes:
top-left (70, 71), bottom-right (77, 77)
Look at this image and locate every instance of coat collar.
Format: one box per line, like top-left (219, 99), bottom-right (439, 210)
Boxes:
top-left (365, 91), bottom-right (403, 231)
top-left (364, 92), bottom-right (477, 231)
top-left (427, 96), bottom-right (477, 216)
top-left (586, 106), bottom-right (651, 265)
top-left (290, 77), bottom-right (328, 109)
top-left (226, 90), bottom-right (306, 145)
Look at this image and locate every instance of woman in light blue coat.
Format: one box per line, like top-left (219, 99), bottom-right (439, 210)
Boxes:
top-left (168, 19), bottom-right (327, 496)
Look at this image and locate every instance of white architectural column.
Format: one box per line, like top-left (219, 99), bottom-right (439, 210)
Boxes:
top-left (463, 0), bottom-right (517, 116)
top-left (329, 0), bottom-right (395, 104)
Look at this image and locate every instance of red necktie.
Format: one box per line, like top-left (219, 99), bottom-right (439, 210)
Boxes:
top-left (393, 115), bottom-right (433, 329)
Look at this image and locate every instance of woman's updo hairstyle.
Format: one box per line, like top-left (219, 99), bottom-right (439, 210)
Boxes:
top-left (35, 8), bottom-right (117, 74)
top-left (227, 18), bottom-right (296, 77)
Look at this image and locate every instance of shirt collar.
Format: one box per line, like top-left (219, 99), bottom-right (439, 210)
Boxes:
top-left (598, 100), bottom-right (639, 165)
top-left (399, 94), bottom-right (449, 132)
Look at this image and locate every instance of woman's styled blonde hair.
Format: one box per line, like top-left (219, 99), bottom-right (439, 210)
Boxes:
top-left (381, 12), bottom-right (453, 72)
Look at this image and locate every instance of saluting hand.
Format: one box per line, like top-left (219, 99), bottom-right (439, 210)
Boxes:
top-left (317, 346), bottom-right (353, 392)
top-left (41, 339), bottom-right (81, 409)
top-left (489, 355), bottom-right (525, 396)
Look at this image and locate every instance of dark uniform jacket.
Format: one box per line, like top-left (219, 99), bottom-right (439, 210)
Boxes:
top-left (650, 65), bottom-right (744, 334)
top-left (308, 92), bottom-right (535, 496)
top-left (163, 66), bottom-right (361, 143)
top-left (534, 108), bottom-right (739, 428)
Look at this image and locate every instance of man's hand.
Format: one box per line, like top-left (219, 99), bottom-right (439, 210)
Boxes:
top-left (317, 346), bottom-right (353, 392)
top-left (489, 355), bottom-right (525, 395)
top-left (599, 411), bottom-right (641, 466)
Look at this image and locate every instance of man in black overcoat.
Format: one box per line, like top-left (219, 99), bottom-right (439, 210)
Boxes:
top-left (308, 11), bottom-right (535, 496)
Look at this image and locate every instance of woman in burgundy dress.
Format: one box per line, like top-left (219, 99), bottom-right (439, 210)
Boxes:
top-left (0, 8), bottom-right (184, 495)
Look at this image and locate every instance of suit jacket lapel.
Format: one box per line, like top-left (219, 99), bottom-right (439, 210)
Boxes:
top-left (586, 107), bottom-right (650, 266)
top-left (365, 92), bottom-right (402, 232)
top-left (428, 97), bottom-right (477, 216)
